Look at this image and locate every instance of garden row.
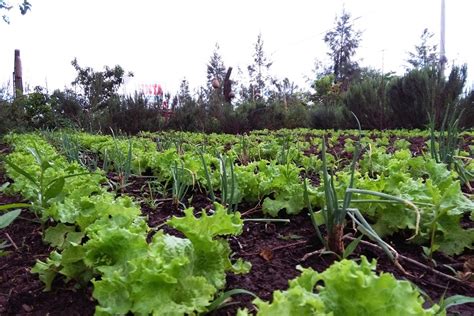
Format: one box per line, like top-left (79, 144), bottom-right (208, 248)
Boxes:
top-left (2, 133), bottom-right (251, 315)
top-left (1, 129), bottom-right (473, 315)
top-left (47, 129), bottom-right (473, 257)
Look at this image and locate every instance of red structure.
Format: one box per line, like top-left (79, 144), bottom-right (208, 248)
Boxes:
top-left (139, 83), bottom-right (173, 120)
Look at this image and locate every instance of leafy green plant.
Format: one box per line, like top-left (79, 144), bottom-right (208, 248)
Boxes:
top-left (2, 134), bottom-right (250, 315)
top-left (237, 257), bottom-right (474, 316)
top-left (393, 138), bottom-right (411, 150)
top-left (170, 160), bottom-right (192, 210)
top-left (198, 148), bottom-right (216, 202)
top-left (339, 151), bottom-right (473, 256)
top-left (236, 134), bottom-right (250, 165)
top-left (0, 203), bottom-right (29, 256)
top-left (310, 127), bottom-right (420, 262)
top-left (3, 147), bottom-right (88, 214)
top-left (217, 154), bottom-right (240, 212)
top-left (88, 204), bottom-right (249, 315)
top-left (429, 102), bottom-right (473, 191)
top-left (103, 131), bottom-right (133, 192)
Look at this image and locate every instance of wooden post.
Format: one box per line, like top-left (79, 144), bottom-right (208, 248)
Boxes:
top-left (223, 67), bottom-right (233, 103)
top-left (13, 49), bottom-right (23, 97)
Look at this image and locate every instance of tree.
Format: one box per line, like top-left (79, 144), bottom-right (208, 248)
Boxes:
top-left (168, 79), bottom-right (208, 131)
top-left (1, 0), bottom-right (31, 23)
top-left (247, 33), bottom-right (273, 100)
top-left (206, 43), bottom-right (226, 121)
top-left (177, 79), bottom-right (193, 107)
top-left (387, 68), bottom-right (435, 128)
top-left (311, 74), bottom-right (342, 106)
top-left (71, 58), bottom-right (133, 112)
top-left (459, 90), bottom-right (474, 128)
top-left (207, 43), bottom-right (227, 87)
top-left (407, 28), bottom-right (439, 69)
top-left (324, 9), bottom-right (362, 88)
top-left (271, 78), bottom-right (298, 110)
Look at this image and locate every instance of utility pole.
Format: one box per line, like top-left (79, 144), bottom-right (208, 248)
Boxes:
top-left (13, 49), bottom-right (23, 97)
top-left (439, 0), bottom-right (446, 75)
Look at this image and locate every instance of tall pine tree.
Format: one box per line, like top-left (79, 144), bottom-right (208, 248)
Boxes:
top-left (248, 33), bottom-right (273, 100)
top-left (324, 9), bottom-right (362, 89)
top-left (206, 43), bottom-right (226, 121)
top-left (207, 43), bottom-right (227, 87)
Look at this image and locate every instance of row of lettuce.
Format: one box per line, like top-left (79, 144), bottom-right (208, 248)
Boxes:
top-left (138, 128), bottom-right (474, 160)
top-left (3, 133), bottom-right (250, 315)
top-left (2, 132), bottom-right (471, 315)
top-left (54, 130), bottom-right (474, 256)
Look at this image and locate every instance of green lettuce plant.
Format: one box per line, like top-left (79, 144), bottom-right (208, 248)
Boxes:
top-left (91, 203), bottom-right (250, 315)
top-left (342, 151), bottom-right (474, 256)
top-left (238, 257), bottom-right (474, 316)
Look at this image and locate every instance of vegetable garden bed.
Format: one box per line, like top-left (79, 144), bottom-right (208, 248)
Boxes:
top-left (0, 129), bottom-right (473, 315)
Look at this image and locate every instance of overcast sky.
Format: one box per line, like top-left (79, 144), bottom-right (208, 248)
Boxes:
top-left (1, 0), bottom-right (473, 95)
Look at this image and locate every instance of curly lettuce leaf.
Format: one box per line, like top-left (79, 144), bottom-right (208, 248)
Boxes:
top-left (245, 257), bottom-right (442, 316)
top-left (315, 257), bottom-right (442, 316)
top-left (93, 232), bottom-right (216, 316)
top-left (93, 205), bottom-right (249, 315)
top-left (250, 285), bottom-right (328, 316)
top-left (167, 203), bottom-right (248, 289)
top-left (83, 215), bottom-right (148, 273)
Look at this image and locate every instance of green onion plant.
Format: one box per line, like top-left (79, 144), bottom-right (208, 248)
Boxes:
top-left (105, 130), bottom-right (133, 192)
top-left (217, 154), bottom-right (239, 213)
top-left (198, 148), bottom-right (216, 202)
top-left (429, 102), bottom-right (473, 190)
top-left (304, 114), bottom-right (421, 267)
top-left (171, 160), bottom-right (193, 210)
top-left (3, 147), bottom-right (88, 217)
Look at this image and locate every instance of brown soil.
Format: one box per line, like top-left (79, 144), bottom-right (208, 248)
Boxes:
top-left (216, 210), bottom-right (474, 315)
top-left (0, 179), bottom-right (95, 315)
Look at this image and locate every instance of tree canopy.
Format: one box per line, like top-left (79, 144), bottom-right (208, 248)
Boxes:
top-left (324, 10), bottom-right (362, 88)
top-left (407, 28), bottom-right (439, 69)
top-left (0, 0), bottom-right (31, 23)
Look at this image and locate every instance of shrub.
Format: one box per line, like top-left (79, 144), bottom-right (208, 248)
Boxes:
top-left (345, 74), bottom-right (392, 129)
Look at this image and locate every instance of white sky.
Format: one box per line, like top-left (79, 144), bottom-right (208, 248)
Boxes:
top-left (1, 0), bottom-right (473, 95)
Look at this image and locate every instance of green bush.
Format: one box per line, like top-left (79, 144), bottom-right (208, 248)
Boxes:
top-left (310, 103), bottom-right (348, 129)
top-left (387, 65), bottom-right (467, 129)
top-left (386, 68), bottom-right (436, 128)
top-left (345, 74), bottom-right (392, 129)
